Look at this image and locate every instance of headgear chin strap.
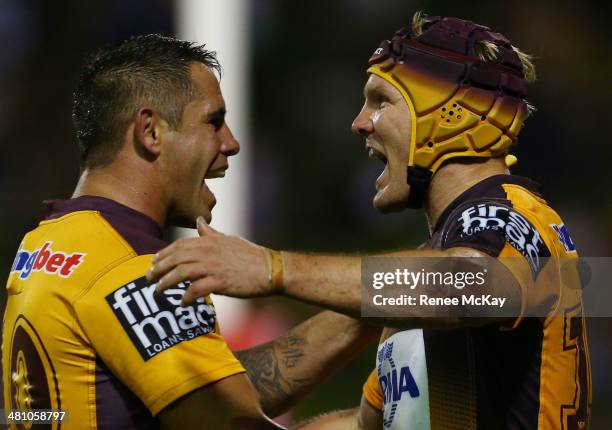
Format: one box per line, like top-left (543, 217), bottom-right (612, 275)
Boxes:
top-left (367, 16), bottom-right (531, 208)
top-left (406, 166), bottom-right (432, 209)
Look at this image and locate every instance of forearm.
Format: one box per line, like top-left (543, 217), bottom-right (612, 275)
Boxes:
top-left (235, 311), bottom-right (379, 417)
top-left (150, 235), bottom-right (517, 329)
top-left (281, 249), bottom-right (518, 329)
top-left (281, 249), bottom-right (447, 321)
top-left (291, 408), bottom-right (359, 430)
top-left (282, 253), bottom-right (363, 318)
top-left (291, 397), bottom-right (381, 430)
top-left (159, 373), bottom-right (284, 430)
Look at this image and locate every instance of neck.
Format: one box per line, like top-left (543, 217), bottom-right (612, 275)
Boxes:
top-left (73, 163), bottom-right (167, 227)
top-left (424, 158), bottom-right (509, 232)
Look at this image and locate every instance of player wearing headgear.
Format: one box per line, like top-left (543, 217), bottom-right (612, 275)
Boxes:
top-left (149, 12), bottom-right (592, 430)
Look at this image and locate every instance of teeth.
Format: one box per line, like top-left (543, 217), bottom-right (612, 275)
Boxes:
top-left (367, 147), bottom-right (387, 164)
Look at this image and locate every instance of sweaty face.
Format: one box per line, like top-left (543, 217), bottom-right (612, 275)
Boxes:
top-left (352, 75), bottom-right (412, 212)
top-left (163, 63), bottom-right (240, 226)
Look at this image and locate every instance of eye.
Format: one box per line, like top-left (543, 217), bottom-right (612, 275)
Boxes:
top-left (208, 115), bottom-right (225, 131)
top-left (206, 108), bottom-right (227, 131)
top-left (210, 119), bottom-right (224, 131)
top-left (377, 94), bottom-right (392, 108)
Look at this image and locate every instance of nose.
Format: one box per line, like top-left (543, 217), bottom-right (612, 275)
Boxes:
top-left (220, 124), bottom-right (240, 156)
top-left (351, 104), bottom-right (374, 136)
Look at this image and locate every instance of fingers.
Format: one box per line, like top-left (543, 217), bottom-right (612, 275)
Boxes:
top-left (154, 262), bottom-right (208, 294)
top-left (147, 248), bottom-right (196, 283)
top-left (147, 221), bottom-right (230, 301)
top-left (153, 236), bottom-right (202, 264)
top-left (149, 237), bottom-right (209, 281)
top-left (147, 253), bottom-right (177, 283)
top-left (181, 278), bottom-right (218, 306)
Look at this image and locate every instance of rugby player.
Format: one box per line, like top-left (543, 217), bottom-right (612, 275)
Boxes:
top-left (2, 35), bottom-right (378, 429)
top-left (150, 14), bottom-right (592, 429)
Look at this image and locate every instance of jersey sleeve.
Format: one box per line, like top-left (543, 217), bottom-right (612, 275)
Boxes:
top-left (73, 254), bottom-right (245, 415)
top-left (440, 199), bottom-right (554, 329)
top-left (363, 368), bottom-right (383, 411)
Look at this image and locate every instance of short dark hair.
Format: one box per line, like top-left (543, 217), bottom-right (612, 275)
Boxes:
top-left (72, 34), bottom-right (221, 168)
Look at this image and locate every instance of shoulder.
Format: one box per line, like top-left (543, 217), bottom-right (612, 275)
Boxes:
top-left (439, 179), bottom-right (572, 272)
top-left (28, 211), bottom-right (142, 292)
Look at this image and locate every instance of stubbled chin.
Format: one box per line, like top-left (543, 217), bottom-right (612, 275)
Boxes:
top-left (373, 188), bottom-right (395, 213)
top-left (200, 181), bottom-right (215, 222)
top-left (373, 165), bottom-right (410, 213)
top-left (373, 189), bottom-right (410, 213)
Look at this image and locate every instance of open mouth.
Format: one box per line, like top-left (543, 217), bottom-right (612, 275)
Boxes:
top-left (366, 144), bottom-right (390, 191)
top-left (204, 168), bottom-right (227, 180)
top-left (202, 164), bottom-right (228, 185)
top-left (367, 146), bottom-right (388, 164)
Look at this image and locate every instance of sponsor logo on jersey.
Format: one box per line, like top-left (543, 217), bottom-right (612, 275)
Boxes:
top-left (551, 223), bottom-right (577, 253)
top-left (377, 342), bottom-right (420, 428)
top-left (10, 242), bottom-right (86, 280)
top-left (106, 277), bottom-right (217, 361)
top-left (457, 203), bottom-right (546, 274)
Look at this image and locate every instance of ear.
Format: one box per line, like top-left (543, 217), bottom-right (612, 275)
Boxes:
top-left (133, 107), bottom-right (163, 158)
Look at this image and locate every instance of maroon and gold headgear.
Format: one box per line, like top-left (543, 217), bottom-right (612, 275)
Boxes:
top-left (368, 16), bottom-right (531, 207)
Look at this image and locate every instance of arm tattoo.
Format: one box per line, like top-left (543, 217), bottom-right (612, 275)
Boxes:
top-left (236, 334), bottom-right (311, 416)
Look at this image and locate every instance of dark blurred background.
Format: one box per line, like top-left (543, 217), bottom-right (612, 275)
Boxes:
top-left (0, 0), bottom-right (610, 427)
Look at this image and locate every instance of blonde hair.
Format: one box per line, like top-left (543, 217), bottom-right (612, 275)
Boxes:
top-left (411, 10), bottom-right (433, 37)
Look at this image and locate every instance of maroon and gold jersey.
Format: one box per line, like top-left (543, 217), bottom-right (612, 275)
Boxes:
top-left (2, 196), bottom-right (245, 429)
top-left (364, 174), bottom-right (592, 429)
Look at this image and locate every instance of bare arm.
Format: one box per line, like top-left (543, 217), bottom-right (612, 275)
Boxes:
top-left (278, 250), bottom-right (442, 318)
top-left (291, 396), bottom-right (382, 430)
top-left (148, 220), bottom-right (519, 329)
top-left (158, 372), bottom-right (284, 429)
top-left (279, 248), bottom-right (518, 328)
top-left (235, 311), bottom-right (379, 417)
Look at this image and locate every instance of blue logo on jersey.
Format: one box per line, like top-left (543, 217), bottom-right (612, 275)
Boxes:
top-left (11, 242), bottom-right (86, 280)
top-left (377, 342), bottom-right (420, 428)
top-left (380, 366), bottom-right (420, 403)
top-left (551, 224), bottom-right (576, 252)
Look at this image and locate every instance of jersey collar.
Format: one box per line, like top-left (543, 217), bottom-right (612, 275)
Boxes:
top-left (44, 195), bottom-right (163, 240)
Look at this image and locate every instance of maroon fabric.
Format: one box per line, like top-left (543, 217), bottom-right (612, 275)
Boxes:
top-left (368, 16), bottom-right (529, 98)
top-left (45, 195), bottom-right (167, 255)
top-left (424, 174), bottom-right (547, 429)
top-left (95, 360), bottom-right (158, 429)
